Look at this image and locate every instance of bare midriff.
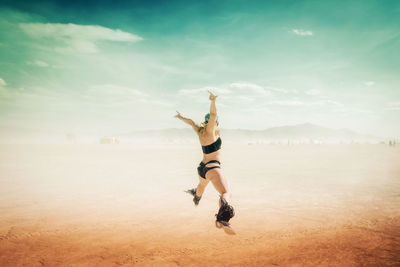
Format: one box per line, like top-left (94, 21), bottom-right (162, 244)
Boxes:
top-left (201, 150), bottom-right (221, 164)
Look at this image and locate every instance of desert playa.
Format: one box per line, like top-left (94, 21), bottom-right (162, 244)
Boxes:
top-left (0, 143), bottom-right (399, 266)
top-left (1, 0), bottom-right (400, 265)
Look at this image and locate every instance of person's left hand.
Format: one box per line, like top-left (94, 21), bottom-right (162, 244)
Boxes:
top-left (208, 90), bottom-right (218, 101)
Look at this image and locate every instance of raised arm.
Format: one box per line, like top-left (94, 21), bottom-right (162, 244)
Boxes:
top-left (174, 111), bottom-right (200, 132)
top-left (206, 90), bottom-right (218, 133)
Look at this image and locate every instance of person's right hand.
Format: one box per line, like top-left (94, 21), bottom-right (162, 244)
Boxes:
top-left (174, 111), bottom-right (182, 119)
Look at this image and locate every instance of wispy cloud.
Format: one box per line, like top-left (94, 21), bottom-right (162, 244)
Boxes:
top-left (178, 82), bottom-right (270, 106)
top-left (26, 60), bottom-right (49, 67)
top-left (364, 81), bottom-right (375, 86)
top-left (324, 100), bottom-right (343, 107)
top-left (264, 99), bottom-right (343, 107)
top-left (335, 106), bottom-right (373, 114)
top-left (0, 77), bottom-right (6, 87)
top-left (0, 84), bottom-right (62, 103)
top-left (87, 84), bottom-right (147, 99)
top-left (179, 87), bottom-right (207, 96)
top-left (265, 86), bottom-right (298, 94)
top-left (305, 89), bottom-right (320, 95)
top-left (384, 102), bottom-right (400, 111)
top-left (19, 23), bottom-right (143, 53)
top-left (291, 29), bottom-right (313, 36)
top-left (86, 84), bottom-right (171, 108)
top-left (176, 82), bottom-right (269, 109)
top-left (267, 100), bottom-right (304, 106)
top-left (138, 98), bottom-right (173, 107)
top-left (178, 87), bottom-right (231, 96)
top-left (229, 82), bottom-right (270, 96)
top-left (0, 77), bottom-right (7, 98)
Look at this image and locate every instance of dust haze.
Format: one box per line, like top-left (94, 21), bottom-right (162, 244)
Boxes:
top-left (1, 140), bottom-right (399, 266)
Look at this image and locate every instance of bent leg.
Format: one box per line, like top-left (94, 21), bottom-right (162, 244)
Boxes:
top-left (196, 176), bottom-right (210, 197)
top-left (206, 169), bottom-right (232, 206)
top-left (208, 169), bottom-right (235, 227)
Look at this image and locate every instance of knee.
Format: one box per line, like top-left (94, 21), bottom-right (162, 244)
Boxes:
top-left (223, 191), bottom-right (232, 199)
top-left (198, 180), bottom-right (208, 188)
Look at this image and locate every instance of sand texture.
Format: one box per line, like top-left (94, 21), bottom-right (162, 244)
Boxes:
top-left (0, 143), bottom-right (399, 266)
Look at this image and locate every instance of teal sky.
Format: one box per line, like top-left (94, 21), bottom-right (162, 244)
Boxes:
top-left (0, 0), bottom-right (399, 137)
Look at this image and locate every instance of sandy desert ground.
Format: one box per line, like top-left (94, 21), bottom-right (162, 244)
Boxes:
top-left (0, 143), bottom-right (399, 266)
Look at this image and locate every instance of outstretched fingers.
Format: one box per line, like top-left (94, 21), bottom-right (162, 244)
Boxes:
top-left (208, 90), bottom-right (218, 100)
top-left (174, 110), bottom-right (182, 118)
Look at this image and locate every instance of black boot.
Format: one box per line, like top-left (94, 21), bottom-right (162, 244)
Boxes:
top-left (185, 188), bottom-right (202, 206)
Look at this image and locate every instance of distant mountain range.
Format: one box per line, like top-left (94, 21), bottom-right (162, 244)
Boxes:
top-left (0, 123), bottom-right (388, 144)
top-left (118, 123), bottom-right (383, 144)
top-left (0, 123), bottom-right (389, 145)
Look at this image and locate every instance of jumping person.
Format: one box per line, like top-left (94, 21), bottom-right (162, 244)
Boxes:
top-left (174, 90), bottom-right (235, 233)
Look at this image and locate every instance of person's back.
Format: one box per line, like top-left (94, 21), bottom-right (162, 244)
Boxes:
top-left (198, 129), bottom-right (221, 163)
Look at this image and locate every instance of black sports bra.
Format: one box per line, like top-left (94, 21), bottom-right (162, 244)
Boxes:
top-left (202, 137), bottom-right (222, 154)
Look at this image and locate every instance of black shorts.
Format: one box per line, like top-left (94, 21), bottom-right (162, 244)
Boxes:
top-left (197, 160), bottom-right (221, 179)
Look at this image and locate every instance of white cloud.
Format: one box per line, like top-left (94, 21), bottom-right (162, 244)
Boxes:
top-left (384, 102), bottom-right (400, 111)
top-left (291, 29), bottom-right (313, 36)
top-left (19, 23), bottom-right (143, 53)
top-left (85, 84), bottom-right (171, 108)
top-left (88, 84), bottom-right (147, 97)
top-left (265, 86), bottom-right (298, 94)
top-left (178, 87), bottom-right (208, 96)
top-left (138, 98), bottom-right (173, 107)
top-left (384, 107), bottom-right (400, 111)
top-left (229, 82), bottom-right (270, 96)
top-left (0, 77), bottom-right (7, 97)
top-left (0, 85), bottom-right (62, 103)
top-left (223, 95), bottom-right (257, 104)
top-left (387, 102), bottom-right (400, 106)
top-left (305, 89), bottom-right (320, 95)
top-left (27, 60), bottom-right (49, 67)
top-left (178, 87), bottom-right (231, 96)
top-left (335, 107), bottom-right (373, 114)
top-left (0, 77), bottom-right (6, 87)
top-left (178, 82), bottom-right (271, 107)
top-left (264, 99), bottom-right (343, 107)
top-left (323, 100), bottom-right (343, 107)
top-left (267, 100), bottom-right (305, 106)
top-left (364, 81), bottom-right (375, 86)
